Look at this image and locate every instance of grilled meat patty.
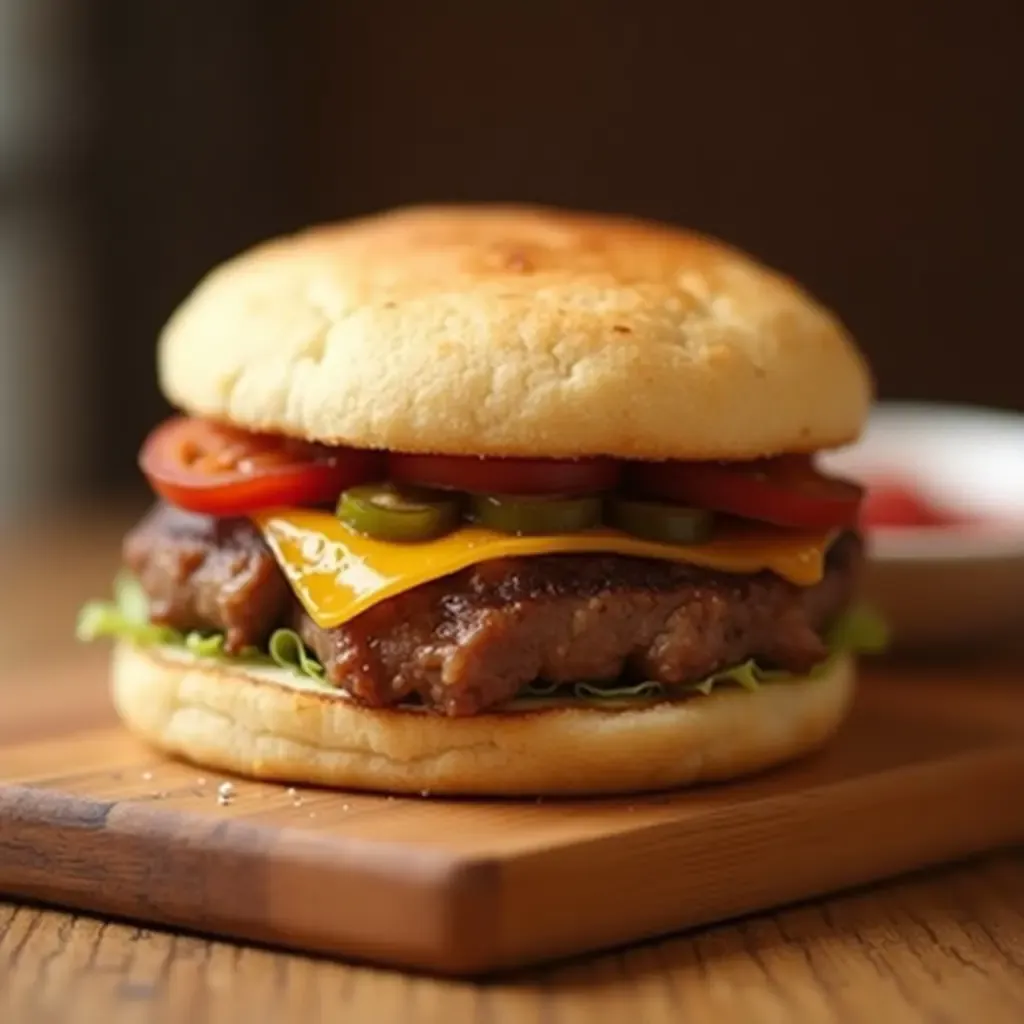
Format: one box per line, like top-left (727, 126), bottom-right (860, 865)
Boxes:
top-left (123, 506), bottom-right (291, 654)
top-left (124, 504), bottom-right (861, 716)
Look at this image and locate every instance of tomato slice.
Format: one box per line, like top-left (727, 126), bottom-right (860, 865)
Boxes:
top-left (139, 417), bottom-right (383, 516)
top-left (627, 455), bottom-right (864, 530)
top-left (388, 452), bottom-right (620, 496)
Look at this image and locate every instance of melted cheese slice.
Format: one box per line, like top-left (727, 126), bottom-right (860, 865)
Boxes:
top-left (252, 509), bottom-right (833, 630)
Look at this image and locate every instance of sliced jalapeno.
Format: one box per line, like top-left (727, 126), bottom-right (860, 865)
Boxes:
top-left (470, 494), bottom-right (602, 535)
top-left (607, 498), bottom-right (714, 545)
top-left (336, 483), bottom-right (461, 541)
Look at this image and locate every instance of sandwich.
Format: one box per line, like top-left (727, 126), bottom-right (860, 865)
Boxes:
top-left (78, 204), bottom-right (884, 796)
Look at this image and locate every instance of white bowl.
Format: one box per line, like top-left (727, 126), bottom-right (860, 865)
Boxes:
top-left (821, 402), bottom-right (1024, 650)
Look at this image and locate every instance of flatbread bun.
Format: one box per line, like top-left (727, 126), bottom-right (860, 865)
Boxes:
top-left (159, 204), bottom-right (871, 461)
top-left (111, 642), bottom-right (856, 796)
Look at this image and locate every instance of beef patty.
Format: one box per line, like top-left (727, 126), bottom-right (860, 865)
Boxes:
top-left (124, 504), bottom-right (861, 716)
top-left (123, 505), bottom-right (291, 654)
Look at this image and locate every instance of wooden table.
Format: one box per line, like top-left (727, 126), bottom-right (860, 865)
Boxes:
top-left (2, 506), bottom-right (1023, 1023)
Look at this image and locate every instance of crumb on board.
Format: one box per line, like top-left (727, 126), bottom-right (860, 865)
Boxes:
top-left (141, 771), bottom-right (153, 782)
top-left (217, 782), bottom-right (236, 806)
top-left (196, 777), bottom-right (207, 787)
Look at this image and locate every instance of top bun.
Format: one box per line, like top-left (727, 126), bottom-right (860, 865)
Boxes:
top-left (159, 204), bottom-right (872, 460)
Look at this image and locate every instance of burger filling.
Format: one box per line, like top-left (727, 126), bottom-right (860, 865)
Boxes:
top-left (97, 503), bottom-right (867, 717)
top-left (78, 416), bottom-right (885, 715)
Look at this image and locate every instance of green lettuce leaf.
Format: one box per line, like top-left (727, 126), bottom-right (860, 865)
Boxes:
top-left (76, 575), bottom-right (887, 705)
top-left (267, 628), bottom-right (326, 679)
top-left (76, 573), bottom-right (179, 646)
top-left (573, 680), bottom-right (666, 700)
top-left (76, 575), bottom-right (328, 684)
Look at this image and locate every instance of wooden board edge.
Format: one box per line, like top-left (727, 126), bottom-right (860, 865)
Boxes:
top-left (0, 784), bottom-right (505, 973)
top-left (480, 745), bottom-right (1024, 970)
top-left (5, 726), bottom-right (1024, 975)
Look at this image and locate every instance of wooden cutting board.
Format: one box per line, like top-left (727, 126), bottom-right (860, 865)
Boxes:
top-left (2, 652), bottom-right (1023, 976)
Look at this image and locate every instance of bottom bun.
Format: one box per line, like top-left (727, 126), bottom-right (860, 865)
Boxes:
top-left (111, 642), bottom-right (856, 796)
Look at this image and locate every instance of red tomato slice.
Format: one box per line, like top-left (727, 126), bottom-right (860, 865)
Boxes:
top-left (627, 455), bottom-right (864, 530)
top-left (389, 452), bottom-right (620, 496)
top-left (139, 417), bottom-right (383, 516)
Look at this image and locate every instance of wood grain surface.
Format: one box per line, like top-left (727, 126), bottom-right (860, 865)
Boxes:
top-left (4, 853), bottom-right (1024, 1024)
top-left (3, 510), bottom-right (1024, 1021)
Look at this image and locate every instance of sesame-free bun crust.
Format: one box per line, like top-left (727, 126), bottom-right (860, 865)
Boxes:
top-left (159, 205), bottom-right (871, 460)
top-left (111, 642), bottom-right (856, 796)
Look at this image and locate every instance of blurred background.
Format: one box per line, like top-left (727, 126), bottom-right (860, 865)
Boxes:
top-left (1, 0), bottom-right (1021, 525)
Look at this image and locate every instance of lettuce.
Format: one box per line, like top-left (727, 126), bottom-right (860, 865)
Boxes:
top-left (77, 575), bottom-right (888, 705)
top-left (267, 627), bottom-right (326, 680)
top-left (76, 574), bottom-right (329, 684)
top-left (76, 574), bottom-right (180, 647)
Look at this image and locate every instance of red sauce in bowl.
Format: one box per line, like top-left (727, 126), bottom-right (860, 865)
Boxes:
top-left (860, 479), bottom-right (975, 529)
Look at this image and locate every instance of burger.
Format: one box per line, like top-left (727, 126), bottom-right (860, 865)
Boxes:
top-left (78, 204), bottom-right (884, 796)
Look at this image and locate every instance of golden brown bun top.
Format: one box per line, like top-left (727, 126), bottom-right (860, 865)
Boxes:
top-left (159, 204), bottom-right (873, 459)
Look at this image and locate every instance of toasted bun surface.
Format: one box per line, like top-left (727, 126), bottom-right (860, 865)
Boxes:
top-left (111, 643), bottom-right (855, 796)
top-left (159, 205), bottom-right (871, 461)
